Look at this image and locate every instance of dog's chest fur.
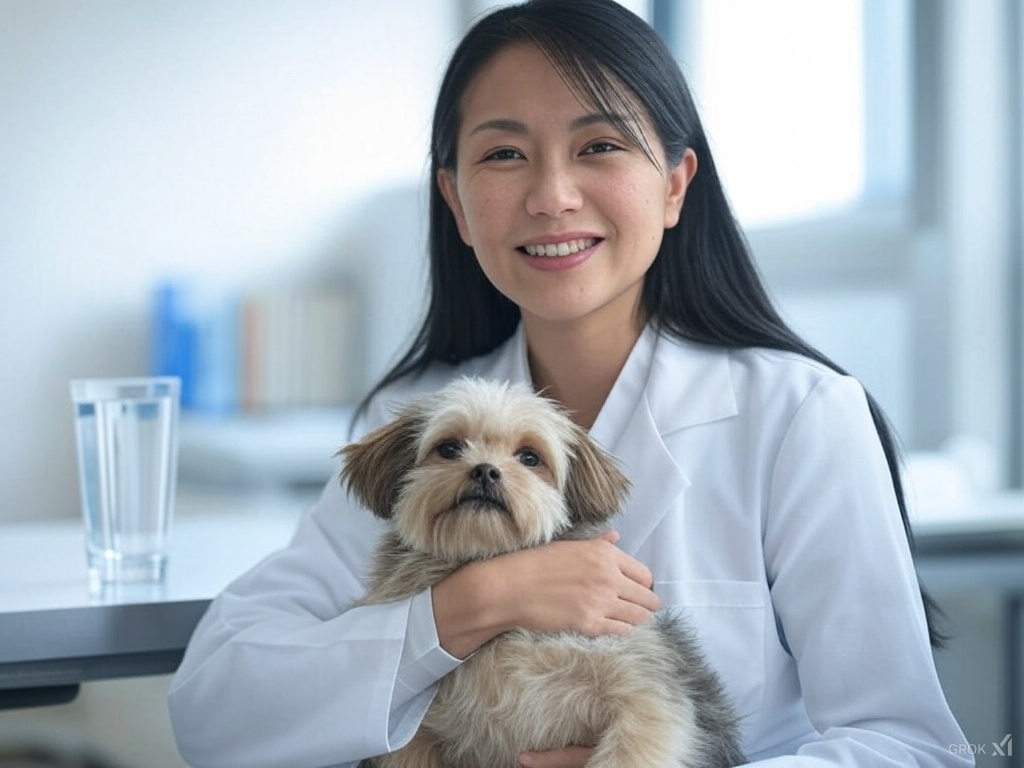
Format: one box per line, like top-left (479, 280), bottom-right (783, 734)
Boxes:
top-left (424, 623), bottom-right (695, 767)
top-left (356, 532), bottom-right (743, 768)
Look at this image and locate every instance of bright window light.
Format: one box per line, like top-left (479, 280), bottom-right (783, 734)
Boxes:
top-left (688, 0), bottom-right (867, 227)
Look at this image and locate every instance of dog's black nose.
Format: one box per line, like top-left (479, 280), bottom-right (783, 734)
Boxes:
top-left (470, 463), bottom-right (502, 487)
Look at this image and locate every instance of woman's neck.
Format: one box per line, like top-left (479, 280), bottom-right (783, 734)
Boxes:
top-left (523, 315), bottom-right (644, 430)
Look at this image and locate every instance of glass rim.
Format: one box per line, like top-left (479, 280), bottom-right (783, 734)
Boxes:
top-left (70, 376), bottom-right (181, 402)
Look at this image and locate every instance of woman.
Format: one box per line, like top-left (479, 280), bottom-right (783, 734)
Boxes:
top-left (169, 1), bottom-right (970, 765)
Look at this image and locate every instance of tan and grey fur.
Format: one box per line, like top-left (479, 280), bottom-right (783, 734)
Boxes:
top-left (340, 377), bottom-right (744, 768)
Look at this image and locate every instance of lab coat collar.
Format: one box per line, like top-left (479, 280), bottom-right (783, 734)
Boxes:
top-left (643, 325), bottom-right (739, 435)
top-left (602, 325), bottom-right (739, 554)
top-left (490, 323), bottom-right (738, 556)
top-left (493, 323), bottom-right (739, 435)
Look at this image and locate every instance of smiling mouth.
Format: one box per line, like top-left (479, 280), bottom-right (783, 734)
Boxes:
top-left (520, 238), bottom-right (599, 257)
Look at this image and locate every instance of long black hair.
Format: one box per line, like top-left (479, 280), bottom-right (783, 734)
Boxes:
top-left (359, 0), bottom-right (945, 647)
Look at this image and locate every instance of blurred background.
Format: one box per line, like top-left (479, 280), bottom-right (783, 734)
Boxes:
top-left (0, 0), bottom-right (1021, 765)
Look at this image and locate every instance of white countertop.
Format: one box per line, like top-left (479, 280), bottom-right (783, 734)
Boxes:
top-left (0, 510), bottom-right (300, 614)
top-left (0, 490), bottom-right (310, 698)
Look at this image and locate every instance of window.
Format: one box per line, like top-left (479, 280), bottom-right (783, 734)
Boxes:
top-left (655, 0), bottom-right (917, 445)
top-left (693, 1), bottom-right (884, 225)
top-left (655, 0), bottom-right (1024, 491)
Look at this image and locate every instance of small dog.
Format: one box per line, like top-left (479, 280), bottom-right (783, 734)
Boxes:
top-left (340, 377), bottom-right (743, 768)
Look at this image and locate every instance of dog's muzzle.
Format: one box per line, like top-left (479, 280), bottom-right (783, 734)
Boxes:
top-left (456, 465), bottom-right (511, 515)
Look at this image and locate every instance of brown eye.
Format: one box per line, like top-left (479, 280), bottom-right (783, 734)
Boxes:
top-left (437, 440), bottom-right (462, 460)
top-left (516, 448), bottom-right (541, 467)
top-left (581, 140), bottom-right (623, 155)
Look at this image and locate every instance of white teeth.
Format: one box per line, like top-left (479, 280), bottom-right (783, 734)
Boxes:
top-left (523, 238), bottom-right (596, 257)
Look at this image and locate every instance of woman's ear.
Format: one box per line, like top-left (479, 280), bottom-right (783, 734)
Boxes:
top-left (664, 147), bottom-right (698, 229)
top-left (436, 168), bottom-right (473, 246)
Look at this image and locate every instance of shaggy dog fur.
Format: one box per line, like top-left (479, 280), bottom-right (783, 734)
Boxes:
top-left (340, 377), bottom-right (744, 768)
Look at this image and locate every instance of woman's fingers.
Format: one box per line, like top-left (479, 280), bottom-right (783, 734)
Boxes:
top-left (434, 532), bottom-right (661, 655)
top-left (501, 535), bottom-right (661, 636)
top-left (618, 569), bottom-right (662, 611)
top-left (598, 529), bottom-right (620, 544)
top-left (615, 545), bottom-right (655, 589)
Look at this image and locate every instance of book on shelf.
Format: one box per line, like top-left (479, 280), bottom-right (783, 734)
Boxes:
top-left (153, 280), bottom-right (360, 415)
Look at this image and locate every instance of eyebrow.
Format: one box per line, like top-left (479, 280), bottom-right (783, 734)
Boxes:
top-left (467, 112), bottom-right (622, 137)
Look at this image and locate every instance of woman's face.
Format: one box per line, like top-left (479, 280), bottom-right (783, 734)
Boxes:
top-left (438, 43), bottom-right (695, 336)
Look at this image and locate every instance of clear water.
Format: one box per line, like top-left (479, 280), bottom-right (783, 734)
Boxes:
top-left (74, 392), bottom-right (178, 584)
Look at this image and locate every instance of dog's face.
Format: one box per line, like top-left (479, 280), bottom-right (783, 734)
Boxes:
top-left (340, 378), bottom-right (630, 561)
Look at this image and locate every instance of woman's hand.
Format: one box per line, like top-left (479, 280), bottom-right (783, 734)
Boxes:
top-left (432, 530), bottom-right (660, 658)
top-left (519, 746), bottom-right (593, 767)
top-left (504, 529), bottom-right (659, 636)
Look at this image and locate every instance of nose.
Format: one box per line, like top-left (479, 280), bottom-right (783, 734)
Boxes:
top-left (470, 463), bottom-right (502, 488)
top-left (525, 160), bottom-right (583, 217)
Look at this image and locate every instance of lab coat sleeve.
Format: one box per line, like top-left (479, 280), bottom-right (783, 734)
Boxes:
top-left (167, 470), bottom-right (462, 768)
top-left (755, 376), bottom-right (971, 767)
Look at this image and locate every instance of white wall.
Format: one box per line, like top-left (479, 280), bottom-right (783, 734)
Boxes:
top-left (0, 1), bottom-right (457, 523)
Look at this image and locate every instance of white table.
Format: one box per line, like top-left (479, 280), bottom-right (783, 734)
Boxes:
top-left (0, 503), bottom-right (300, 709)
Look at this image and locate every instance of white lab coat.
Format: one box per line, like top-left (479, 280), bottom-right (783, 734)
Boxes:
top-left (168, 324), bottom-right (971, 768)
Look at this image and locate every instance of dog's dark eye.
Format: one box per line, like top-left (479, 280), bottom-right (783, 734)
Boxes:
top-left (516, 448), bottom-right (542, 467)
top-left (436, 440), bottom-right (462, 460)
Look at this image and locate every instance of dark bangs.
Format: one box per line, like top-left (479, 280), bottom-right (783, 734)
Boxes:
top-left (527, 36), bottom-right (661, 168)
top-left (433, 0), bottom-right (693, 173)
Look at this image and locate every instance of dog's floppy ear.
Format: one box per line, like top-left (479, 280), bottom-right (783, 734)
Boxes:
top-left (563, 425), bottom-right (631, 526)
top-left (338, 408), bottom-right (423, 519)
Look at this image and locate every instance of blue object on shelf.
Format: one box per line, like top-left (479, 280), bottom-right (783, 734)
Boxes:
top-left (151, 280), bottom-right (238, 414)
top-left (152, 281), bottom-right (198, 409)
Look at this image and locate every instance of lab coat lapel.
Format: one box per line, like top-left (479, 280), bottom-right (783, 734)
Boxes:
top-left (606, 392), bottom-right (691, 556)
top-left (484, 326), bottom-right (739, 556)
top-left (604, 331), bottom-right (739, 556)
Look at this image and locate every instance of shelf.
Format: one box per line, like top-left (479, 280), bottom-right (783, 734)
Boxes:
top-left (178, 408), bottom-right (355, 489)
